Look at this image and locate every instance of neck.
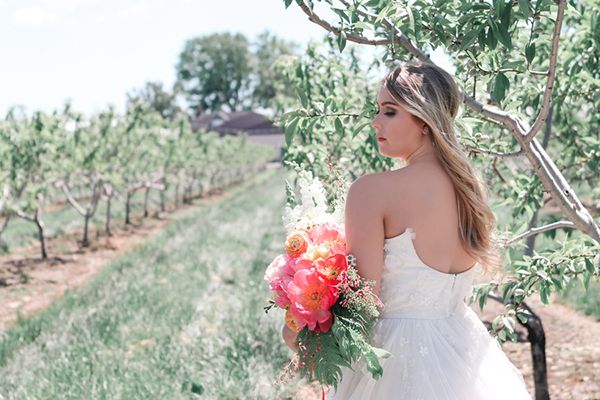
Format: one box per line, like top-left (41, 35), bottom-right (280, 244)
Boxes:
top-left (405, 139), bottom-right (437, 166)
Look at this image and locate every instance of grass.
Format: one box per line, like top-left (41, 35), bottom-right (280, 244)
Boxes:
top-left (557, 280), bottom-right (600, 321)
top-left (0, 167), bottom-right (312, 399)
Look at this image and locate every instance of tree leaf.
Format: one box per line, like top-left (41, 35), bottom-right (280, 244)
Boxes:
top-left (285, 116), bottom-right (299, 147)
top-left (334, 117), bottom-right (344, 135)
top-left (337, 31), bottom-right (347, 53)
top-left (525, 42), bottom-right (537, 63)
top-left (460, 28), bottom-right (482, 51)
top-left (493, 72), bottom-right (510, 102)
top-left (519, 0), bottom-right (531, 19)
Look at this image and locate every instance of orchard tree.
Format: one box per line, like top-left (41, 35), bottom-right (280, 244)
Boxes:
top-left (279, 0), bottom-right (600, 398)
top-left (126, 81), bottom-right (183, 121)
top-left (0, 109), bottom-right (58, 258)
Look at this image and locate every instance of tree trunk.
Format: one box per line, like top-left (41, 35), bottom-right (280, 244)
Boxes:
top-left (105, 194), bottom-right (112, 236)
top-left (34, 210), bottom-right (48, 259)
top-left (82, 213), bottom-right (91, 247)
top-left (143, 186), bottom-right (150, 218)
top-left (174, 184), bottom-right (180, 208)
top-left (125, 191), bottom-right (132, 225)
top-left (524, 107), bottom-right (553, 257)
top-left (160, 185), bottom-right (166, 212)
top-left (523, 308), bottom-right (549, 400)
top-left (525, 210), bottom-right (539, 257)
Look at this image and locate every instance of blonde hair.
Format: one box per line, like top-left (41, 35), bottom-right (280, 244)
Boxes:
top-left (383, 62), bottom-right (501, 273)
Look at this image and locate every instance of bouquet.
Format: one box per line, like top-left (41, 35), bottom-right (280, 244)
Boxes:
top-left (264, 171), bottom-right (390, 390)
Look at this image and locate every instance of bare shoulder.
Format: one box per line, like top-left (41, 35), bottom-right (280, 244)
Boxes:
top-left (347, 170), bottom-right (410, 198)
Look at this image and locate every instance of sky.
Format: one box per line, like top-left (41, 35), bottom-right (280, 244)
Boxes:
top-left (0, 0), bottom-right (452, 116)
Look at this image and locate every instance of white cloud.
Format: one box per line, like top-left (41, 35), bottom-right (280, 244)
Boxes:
top-left (11, 7), bottom-right (57, 26)
top-left (117, 1), bottom-right (149, 18)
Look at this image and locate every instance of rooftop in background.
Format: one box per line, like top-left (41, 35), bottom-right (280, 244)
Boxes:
top-left (192, 111), bottom-right (284, 161)
top-left (191, 111), bottom-right (282, 135)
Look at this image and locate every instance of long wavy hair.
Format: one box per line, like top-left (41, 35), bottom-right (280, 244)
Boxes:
top-left (383, 62), bottom-right (501, 273)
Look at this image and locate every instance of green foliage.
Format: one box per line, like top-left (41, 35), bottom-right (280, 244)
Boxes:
top-left (276, 41), bottom-right (396, 196)
top-left (279, 0), bottom-right (600, 345)
top-left (292, 265), bottom-right (390, 388)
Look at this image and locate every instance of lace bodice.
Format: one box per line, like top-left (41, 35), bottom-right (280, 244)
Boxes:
top-left (380, 227), bottom-right (480, 319)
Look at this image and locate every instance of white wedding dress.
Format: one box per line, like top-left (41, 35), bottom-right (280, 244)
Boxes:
top-left (328, 227), bottom-right (532, 399)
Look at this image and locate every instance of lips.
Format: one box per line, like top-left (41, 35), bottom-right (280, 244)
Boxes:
top-left (377, 137), bottom-right (386, 142)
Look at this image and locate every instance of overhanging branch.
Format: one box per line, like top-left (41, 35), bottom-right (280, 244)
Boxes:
top-left (524, 0), bottom-right (566, 143)
top-left (503, 220), bottom-right (576, 247)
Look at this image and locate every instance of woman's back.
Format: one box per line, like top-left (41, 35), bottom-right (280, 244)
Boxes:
top-left (374, 158), bottom-right (478, 275)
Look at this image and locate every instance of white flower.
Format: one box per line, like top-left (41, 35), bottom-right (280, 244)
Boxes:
top-left (282, 170), bottom-right (338, 233)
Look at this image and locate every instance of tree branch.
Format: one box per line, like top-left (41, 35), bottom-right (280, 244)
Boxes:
top-left (524, 0), bottom-right (566, 143)
top-left (56, 180), bottom-right (87, 217)
top-left (466, 146), bottom-right (524, 158)
top-left (503, 220), bottom-right (577, 247)
top-left (297, 1), bottom-right (391, 46)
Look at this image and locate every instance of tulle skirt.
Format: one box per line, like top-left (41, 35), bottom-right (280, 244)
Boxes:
top-left (327, 305), bottom-right (532, 400)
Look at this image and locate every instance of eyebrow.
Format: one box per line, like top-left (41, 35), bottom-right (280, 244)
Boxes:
top-left (379, 101), bottom-right (399, 107)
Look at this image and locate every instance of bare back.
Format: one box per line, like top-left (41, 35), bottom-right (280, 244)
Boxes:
top-left (375, 162), bottom-right (477, 274)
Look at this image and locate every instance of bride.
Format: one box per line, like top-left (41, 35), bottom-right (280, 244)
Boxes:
top-left (282, 62), bottom-right (532, 399)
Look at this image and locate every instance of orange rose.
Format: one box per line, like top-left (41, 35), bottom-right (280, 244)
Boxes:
top-left (285, 230), bottom-right (309, 258)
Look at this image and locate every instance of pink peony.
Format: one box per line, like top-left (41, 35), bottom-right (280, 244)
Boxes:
top-left (287, 268), bottom-right (339, 332)
top-left (265, 255), bottom-right (294, 308)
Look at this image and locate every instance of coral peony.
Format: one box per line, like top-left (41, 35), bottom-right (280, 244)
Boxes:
top-left (284, 230), bottom-right (310, 258)
top-left (287, 268), bottom-right (339, 332)
top-left (316, 254), bottom-right (348, 282)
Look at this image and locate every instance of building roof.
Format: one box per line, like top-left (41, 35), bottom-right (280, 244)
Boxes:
top-left (191, 111), bottom-right (282, 135)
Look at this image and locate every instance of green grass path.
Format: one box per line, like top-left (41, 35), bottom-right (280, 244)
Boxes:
top-left (0, 167), bottom-right (307, 399)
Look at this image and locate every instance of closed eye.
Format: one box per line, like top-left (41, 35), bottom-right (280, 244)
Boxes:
top-left (375, 108), bottom-right (396, 117)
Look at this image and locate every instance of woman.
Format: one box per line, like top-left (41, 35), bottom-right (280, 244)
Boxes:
top-left (283, 62), bottom-right (532, 399)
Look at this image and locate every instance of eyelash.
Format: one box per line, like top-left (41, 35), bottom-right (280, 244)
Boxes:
top-left (376, 109), bottom-right (396, 117)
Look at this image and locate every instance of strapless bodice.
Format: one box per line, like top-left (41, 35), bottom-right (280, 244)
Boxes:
top-left (379, 227), bottom-right (480, 319)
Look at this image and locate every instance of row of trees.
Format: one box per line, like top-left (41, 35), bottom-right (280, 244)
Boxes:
top-left (278, 0), bottom-right (599, 398)
top-left (0, 104), bottom-right (274, 259)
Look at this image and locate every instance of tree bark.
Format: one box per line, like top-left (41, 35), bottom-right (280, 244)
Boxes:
top-left (82, 213), bottom-right (91, 247)
top-left (143, 186), bottom-right (150, 218)
top-left (34, 209), bottom-right (47, 259)
top-left (105, 194), bottom-right (113, 236)
top-left (523, 306), bottom-right (549, 400)
top-left (160, 184), bottom-right (166, 212)
top-left (525, 107), bottom-right (553, 257)
top-left (125, 191), bottom-right (132, 225)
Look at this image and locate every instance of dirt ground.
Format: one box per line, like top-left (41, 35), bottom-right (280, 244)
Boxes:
top-left (474, 293), bottom-right (600, 400)
top-left (0, 193), bottom-right (224, 330)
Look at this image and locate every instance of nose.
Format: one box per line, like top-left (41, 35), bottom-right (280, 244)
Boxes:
top-left (371, 115), bottom-right (381, 132)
